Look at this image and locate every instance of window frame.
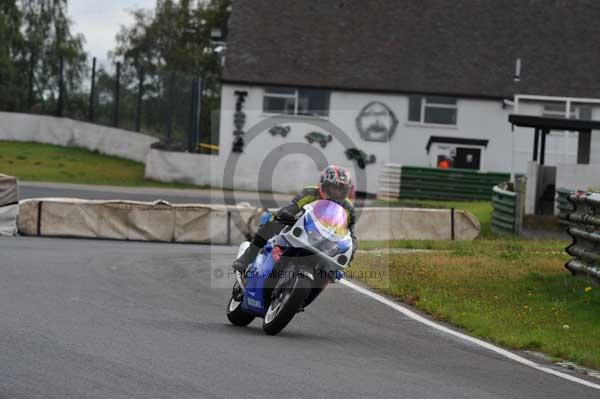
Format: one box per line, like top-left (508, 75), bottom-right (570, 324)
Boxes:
top-left (262, 88), bottom-right (298, 115)
top-left (541, 103), bottom-right (593, 120)
top-left (408, 96), bottom-right (458, 126)
top-left (262, 87), bottom-right (330, 117)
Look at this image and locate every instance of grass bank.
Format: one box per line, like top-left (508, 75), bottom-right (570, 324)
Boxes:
top-left (0, 141), bottom-right (201, 189)
top-left (350, 239), bottom-right (600, 369)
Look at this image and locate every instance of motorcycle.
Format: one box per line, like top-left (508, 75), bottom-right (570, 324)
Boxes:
top-left (226, 199), bottom-right (353, 335)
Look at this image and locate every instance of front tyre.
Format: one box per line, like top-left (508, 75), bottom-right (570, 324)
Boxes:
top-left (226, 283), bottom-right (255, 326)
top-left (262, 275), bottom-right (311, 335)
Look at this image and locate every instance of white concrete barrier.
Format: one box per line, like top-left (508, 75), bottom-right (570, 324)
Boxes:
top-left (17, 198), bottom-right (260, 245)
top-left (0, 174), bottom-right (19, 236)
top-left (17, 198), bottom-right (481, 243)
top-left (355, 207), bottom-right (480, 241)
top-left (0, 112), bottom-right (157, 163)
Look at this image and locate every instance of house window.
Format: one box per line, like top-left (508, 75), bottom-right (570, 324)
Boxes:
top-left (542, 103), bottom-right (591, 120)
top-left (263, 87), bottom-right (330, 117)
top-left (408, 96), bottom-right (458, 125)
top-left (542, 103), bottom-right (593, 135)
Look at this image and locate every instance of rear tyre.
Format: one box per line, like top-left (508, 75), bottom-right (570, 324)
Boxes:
top-left (226, 283), bottom-right (255, 326)
top-left (262, 275), bottom-right (311, 335)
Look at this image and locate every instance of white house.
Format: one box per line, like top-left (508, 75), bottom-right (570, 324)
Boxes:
top-left (211, 0), bottom-right (600, 196)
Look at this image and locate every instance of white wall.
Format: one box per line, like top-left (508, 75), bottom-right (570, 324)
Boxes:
top-left (216, 84), bottom-right (523, 194)
top-left (145, 148), bottom-right (219, 186)
top-left (556, 164), bottom-right (600, 191)
top-left (0, 112), bottom-right (157, 163)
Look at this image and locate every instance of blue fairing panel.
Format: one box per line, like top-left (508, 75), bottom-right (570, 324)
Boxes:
top-left (241, 247), bottom-right (276, 316)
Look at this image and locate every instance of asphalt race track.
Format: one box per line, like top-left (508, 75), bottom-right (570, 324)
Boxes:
top-left (0, 237), bottom-right (598, 398)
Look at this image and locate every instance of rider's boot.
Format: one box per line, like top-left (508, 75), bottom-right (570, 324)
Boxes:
top-left (232, 243), bottom-right (261, 274)
top-left (232, 220), bottom-right (284, 274)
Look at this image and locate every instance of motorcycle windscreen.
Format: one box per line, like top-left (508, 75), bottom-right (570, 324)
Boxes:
top-left (311, 200), bottom-right (349, 238)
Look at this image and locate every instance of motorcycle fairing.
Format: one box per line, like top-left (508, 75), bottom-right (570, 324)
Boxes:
top-left (241, 240), bottom-right (278, 315)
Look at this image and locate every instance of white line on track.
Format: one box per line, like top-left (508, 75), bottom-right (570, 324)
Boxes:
top-left (341, 279), bottom-right (600, 391)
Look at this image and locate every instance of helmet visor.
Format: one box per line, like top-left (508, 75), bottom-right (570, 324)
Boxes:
top-left (322, 181), bottom-right (351, 202)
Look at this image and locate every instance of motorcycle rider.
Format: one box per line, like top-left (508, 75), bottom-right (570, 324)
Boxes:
top-left (232, 165), bottom-right (357, 274)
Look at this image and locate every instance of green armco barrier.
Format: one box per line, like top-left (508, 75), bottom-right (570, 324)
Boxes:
top-left (491, 183), bottom-right (520, 235)
top-left (398, 166), bottom-right (510, 201)
top-left (555, 188), bottom-right (574, 225)
top-left (565, 191), bottom-right (600, 284)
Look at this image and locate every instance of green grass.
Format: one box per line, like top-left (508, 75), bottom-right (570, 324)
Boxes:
top-left (0, 141), bottom-right (204, 189)
top-left (359, 237), bottom-right (564, 252)
top-left (350, 239), bottom-right (600, 369)
top-left (376, 198), bottom-right (494, 238)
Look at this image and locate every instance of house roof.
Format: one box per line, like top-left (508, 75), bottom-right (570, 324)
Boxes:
top-left (223, 0), bottom-right (600, 100)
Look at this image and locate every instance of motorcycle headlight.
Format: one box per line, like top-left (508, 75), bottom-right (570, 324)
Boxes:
top-left (320, 240), bottom-right (342, 257)
top-left (304, 213), bottom-right (323, 244)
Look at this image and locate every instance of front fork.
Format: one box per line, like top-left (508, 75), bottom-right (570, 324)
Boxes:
top-left (233, 271), bottom-right (245, 301)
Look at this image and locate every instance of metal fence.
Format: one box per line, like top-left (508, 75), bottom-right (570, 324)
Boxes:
top-left (378, 165), bottom-right (510, 201)
top-left (4, 56), bottom-right (217, 153)
top-left (491, 181), bottom-right (524, 235)
top-left (556, 187), bottom-right (574, 225)
top-left (565, 192), bottom-right (600, 284)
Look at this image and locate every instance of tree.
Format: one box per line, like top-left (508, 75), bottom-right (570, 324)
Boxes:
top-left (113, 0), bottom-right (229, 74)
top-left (0, 1), bottom-right (26, 111)
top-left (111, 0), bottom-right (231, 146)
top-left (20, 0), bottom-right (87, 113)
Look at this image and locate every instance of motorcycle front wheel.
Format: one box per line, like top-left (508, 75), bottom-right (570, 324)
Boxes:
top-left (262, 274), bottom-right (311, 335)
top-left (226, 282), bottom-right (255, 326)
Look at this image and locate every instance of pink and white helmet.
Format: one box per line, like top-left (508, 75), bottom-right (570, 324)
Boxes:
top-left (318, 165), bottom-right (353, 203)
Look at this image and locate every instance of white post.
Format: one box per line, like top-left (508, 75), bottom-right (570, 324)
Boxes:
top-left (511, 95), bottom-right (519, 182)
top-left (565, 99), bottom-right (572, 164)
top-left (510, 128), bottom-right (516, 182)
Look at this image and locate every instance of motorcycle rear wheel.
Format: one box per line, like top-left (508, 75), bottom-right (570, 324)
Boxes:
top-left (262, 275), bottom-right (311, 335)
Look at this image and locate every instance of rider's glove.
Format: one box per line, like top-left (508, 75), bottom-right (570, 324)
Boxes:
top-left (276, 204), bottom-right (300, 223)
